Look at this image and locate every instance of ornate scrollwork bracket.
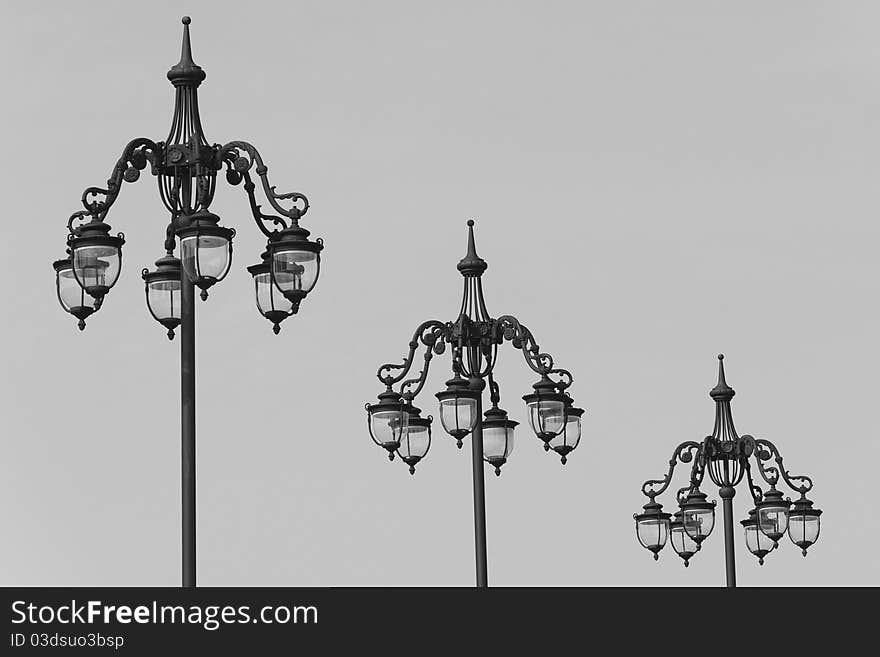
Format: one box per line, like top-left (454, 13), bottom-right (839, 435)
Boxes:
top-left (641, 440), bottom-right (703, 502)
top-left (76, 137), bottom-right (162, 227)
top-left (376, 320), bottom-right (448, 389)
top-left (217, 140), bottom-right (310, 237)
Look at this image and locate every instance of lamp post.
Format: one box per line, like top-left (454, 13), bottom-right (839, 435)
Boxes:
top-left (52, 17), bottom-right (323, 587)
top-left (634, 355), bottom-right (821, 587)
top-left (366, 221), bottom-right (583, 587)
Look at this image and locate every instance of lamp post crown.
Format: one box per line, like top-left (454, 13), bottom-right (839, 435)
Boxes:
top-left (709, 353), bottom-right (735, 401)
top-left (167, 16), bottom-right (206, 87)
top-left (457, 220), bottom-right (488, 277)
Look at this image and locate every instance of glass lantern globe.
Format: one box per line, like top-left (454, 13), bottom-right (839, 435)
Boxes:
top-left (247, 250), bottom-right (295, 334)
top-left (755, 488), bottom-right (791, 544)
top-left (176, 210), bottom-right (234, 299)
top-left (679, 490), bottom-right (716, 547)
top-left (549, 401), bottom-right (583, 464)
top-left (397, 406), bottom-right (432, 475)
top-left (481, 406), bottom-right (518, 476)
top-left (266, 225), bottom-right (323, 308)
top-left (522, 377), bottom-right (567, 449)
top-left (141, 254), bottom-right (182, 340)
top-left (53, 256), bottom-right (101, 330)
top-left (67, 221), bottom-right (125, 300)
top-left (787, 496), bottom-right (822, 556)
top-left (366, 390), bottom-right (409, 460)
top-left (670, 512), bottom-right (699, 567)
top-left (435, 373), bottom-right (480, 448)
top-left (634, 502), bottom-right (671, 560)
top-left (741, 508), bottom-right (775, 565)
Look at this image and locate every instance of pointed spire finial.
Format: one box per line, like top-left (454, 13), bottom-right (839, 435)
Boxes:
top-left (710, 353), bottom-right (735, 401)
top-left (457, 219), bottom-right (488, 276)
top-left (167, 16), bottom-right (206, 87)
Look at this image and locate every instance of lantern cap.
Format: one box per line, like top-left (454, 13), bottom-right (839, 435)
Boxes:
top-left (634, 500), bottom-right (671, 522)
top-left (789, 495), bottom-right (822, 517)
top-left (756, 488), bottom-right (790, 509)
top-left (53, 257), bottom-right (72, 272)
top-left (680, 489), bottom-right (715, 511)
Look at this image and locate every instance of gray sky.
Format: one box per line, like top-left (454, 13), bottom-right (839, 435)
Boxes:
top-left (1, 0), bottom-right (877, 586)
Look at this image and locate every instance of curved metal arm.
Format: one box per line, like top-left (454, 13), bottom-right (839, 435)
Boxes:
top-left (67, 210), bottom-right (92, 234)
top-left (77, 137), bottom-right (162, 226)
top-left (494, 315), bottom-right (555, 375)
top-left (217, 140), bottom-right (310, 225)
top-left (751, 437), bottom-right (814, 495)
top-left (376, 320), bottom-right (448, 387)
top-left (742, 457), bottom-right (767, 505)
top-left (675, 436), bottom-right (710, 502)
top-left (400, 341), bottom-right (438, 400)
top-left (641, 440), bottom-right (703, 501)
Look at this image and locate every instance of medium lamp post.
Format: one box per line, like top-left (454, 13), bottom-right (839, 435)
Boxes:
top-left (366, 221), bottom-right (584, 587)
top-left (634, 355), bottom-right (821, 587)
top-left (52, 17), bottom-right (323, 587)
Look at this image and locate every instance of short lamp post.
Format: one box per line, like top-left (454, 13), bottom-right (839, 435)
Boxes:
top-left (366, 221), bottom-right (584, 587)
top-left (634, 355), bottom-right (822, 587)
top-left (52, 18), bottom-right (323, 587)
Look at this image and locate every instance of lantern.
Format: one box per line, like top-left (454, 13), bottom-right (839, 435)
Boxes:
top-left (67, 221), bottom-right (125, 300)
top-left (176, 210), bottom-right (234, 299)
top-left (522, 376), bottom-right (567, 450)
top-left (634, 501), bottom-right (671, 560)
top-left (53, 256), bottom-right (102, 330)
top-left (366, 390), bottom-right (409, 460)
top-left (142, 254), bottom-right (182, 339)
top-left (481, 406), bottom-right (518, 476)
top-left (435, 372), bottom-right (480, 448)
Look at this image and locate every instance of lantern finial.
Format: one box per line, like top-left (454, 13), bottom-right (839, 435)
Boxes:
top-left (709, 353), bottom-right (735, 401)
top-left (457, 220), bottom-right (488, 276)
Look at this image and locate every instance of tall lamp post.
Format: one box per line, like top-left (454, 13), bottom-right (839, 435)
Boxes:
top-left (634, 355), bottom-right (822, 587)
top-left (366, 221), bottom-right (584, 587)
top-left (52, 18), bottom-right (323, 587)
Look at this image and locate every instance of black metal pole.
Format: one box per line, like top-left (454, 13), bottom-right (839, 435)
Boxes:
top-left (719, 486), bottom-right (736, 588)
top-left (470, 393), bottom-right (488, 588)
top-left (181, 272), bottom-right (196, 588)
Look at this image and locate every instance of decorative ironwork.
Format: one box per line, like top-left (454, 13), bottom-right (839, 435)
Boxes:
top-left (634, 355), bottom-right (821, 583)
top-left (53, 16), bottom-right (322, 334)
top-left (367, 220), bottom-right (584, 474)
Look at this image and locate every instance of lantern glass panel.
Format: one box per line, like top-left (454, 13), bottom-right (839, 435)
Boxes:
top-left (670, 521), bottom-right (698, 556)
top-left (58, 266), bottom-right (96, 312)
top-left (758, 505), bottom-right (789, 540)
top-left (255, 271), bottom-right (293, 314)
top-left (72, 244), bottom-right (120, 293)
top-left (181, 234), bottom-right (230, 281)
top-left (272, 249), bottom-right (319, 295)
top-left (399, 423), bottom-right (430, 460)
top-left (439, 397), bottom-right (478, 436)
top-left (147, 278), bottom-right (181, 321)
top-left (483, 425), bottom-right (514, 460)
top-left (637, 516), bottom-right (669, 551)
top-left (683, 507), bottom-right (715, 542)
top-left (527, 399), bottom-right (565, 436)
top-left (550, 414), bottom-right (581, 450)
top-left (369, 409), bottom-right (408, 449)
top-left (744, 522), bottom-right (774, 555)
top-left (788, 513), bottom-right (820, 547)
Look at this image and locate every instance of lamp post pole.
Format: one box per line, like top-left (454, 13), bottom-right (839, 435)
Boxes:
top-left (181, 274), bottom-right (196, 587)
top-left (470, 385), bottom-right (488, 587)
top-left (719, 486), bottom-right (736, 588)
top-left (53, 17), bottom-right (324, 588)
top-left (367, 221), bottom-right (584, 587)
top-left (634, 355), bottom-right (823, 586)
